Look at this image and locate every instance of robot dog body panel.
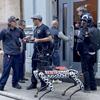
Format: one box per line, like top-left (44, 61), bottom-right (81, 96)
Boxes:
top-left (33, 68), bottom-right (84, 100)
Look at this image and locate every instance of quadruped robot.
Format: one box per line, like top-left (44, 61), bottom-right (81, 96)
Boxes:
top-left (32, 45), bottom-right (84, 100)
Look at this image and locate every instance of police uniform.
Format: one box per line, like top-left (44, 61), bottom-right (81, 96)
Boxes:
top-left (0, 27), bottom-right (24, 90)
top-left (50, 27), bottom-right (61, 66)
top-left (31, 24), bottom-right (52, 88)
top-left (18, 27), bottom-right (26, 81)
top-left (77, 20), bottom-right (97, 91)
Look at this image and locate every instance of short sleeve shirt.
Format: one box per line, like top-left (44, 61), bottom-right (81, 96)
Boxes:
top-left (33, 24), bottom-right (51, 51)
top-left (0, 27), bottom-right (24, 55)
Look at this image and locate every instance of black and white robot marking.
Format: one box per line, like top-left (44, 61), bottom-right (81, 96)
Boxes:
top-left (34, 68), bottom-right (84, 100)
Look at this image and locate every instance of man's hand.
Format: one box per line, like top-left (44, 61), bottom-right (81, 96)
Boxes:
top-left (34, 38), bottom-right (40, 43)
top-left (22, 36), bottom-right (35, 43)
top-left (22, 36), bottom-right (31, 42)
top-left (77, 51), bottom-right (80, 56)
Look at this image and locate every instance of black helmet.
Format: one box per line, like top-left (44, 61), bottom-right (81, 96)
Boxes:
top-left (81, 14), bottom-right (93, 24)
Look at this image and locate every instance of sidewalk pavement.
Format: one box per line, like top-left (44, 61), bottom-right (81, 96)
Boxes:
top-left (0, 74), bottom-right (100, 100)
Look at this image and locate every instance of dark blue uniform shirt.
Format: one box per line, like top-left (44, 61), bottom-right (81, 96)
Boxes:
top-left (0, 27), bottom-right (24, 55)
top-left (19, 28), bottom-right (26, 51)
top-left (77, 27), bottom-right (95, 55)
top-left (33, 24), bottom-right (51, 52)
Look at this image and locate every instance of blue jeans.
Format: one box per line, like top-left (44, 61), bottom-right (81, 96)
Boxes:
top-left (52, 50), bottom-right (60, 66)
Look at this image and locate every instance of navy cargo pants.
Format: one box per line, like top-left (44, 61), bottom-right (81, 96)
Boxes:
top-left (0, 54), bottom-right (20, 89)
top-left (31, 50), bottom-right (46, 87)
top-left (19, 50), bottom-right (25, 80)
top-left (81, 54), bottom-right (97, 90)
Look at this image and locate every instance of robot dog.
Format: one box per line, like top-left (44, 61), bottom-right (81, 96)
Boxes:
top-left (24, 31), bottom-right (84, 100)
top-left (34, 67), bottom-right (84, 100)
top-left (33, 51), bottom-right (84, 100)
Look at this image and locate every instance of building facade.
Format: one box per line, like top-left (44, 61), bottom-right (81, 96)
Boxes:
top-left (20, 0), bottom-right (100, 78)
top-left (0, 0), bottom-right (100, 78)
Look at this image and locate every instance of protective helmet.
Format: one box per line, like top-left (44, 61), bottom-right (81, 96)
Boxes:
top-left (81, 14), bottom-right (93, 24)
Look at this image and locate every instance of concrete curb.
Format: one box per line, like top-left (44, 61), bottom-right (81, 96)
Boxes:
top-left (0, 91), bottom-right (34, 100)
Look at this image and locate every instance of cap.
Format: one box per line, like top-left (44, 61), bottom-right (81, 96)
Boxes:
top-left (31, 15), bottom-right (42, 21)
top-left (8, 16), bottom-right (19, 23)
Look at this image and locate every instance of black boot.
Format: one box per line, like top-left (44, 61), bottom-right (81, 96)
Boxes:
top-left (27, 83), bottom-right (37, 90)
top-left (0, 86), bottom-right (4, 91)
top-left (12, 84), bottom-right (22, 89)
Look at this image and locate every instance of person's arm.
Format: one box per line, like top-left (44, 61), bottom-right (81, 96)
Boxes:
top-left (34, 35), bottom-right (52, 42)
top-left (19, 29), bottom-right (26, 39)
top-left (0, 30), bottom-right (5, 55)
top-left (34, 26), bottom-right (53, 43)
top-left (22, 34), bottom-right (52, 43)
top-left (0, 29), bottom-right (5, 41)
top-left (58, 31), bottom-right (71, 41)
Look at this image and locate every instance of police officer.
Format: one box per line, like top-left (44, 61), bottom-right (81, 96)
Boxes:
top-left (18, 20), bottom-right (28, 83)
top-left (0, 16), bottom-right (25, 91)
top-left (77, 16), bottom-right (97, 91)
top-left (27, 15), bottom-right (53, 90)
top-left (50, 19), bottom-right (69, 66)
